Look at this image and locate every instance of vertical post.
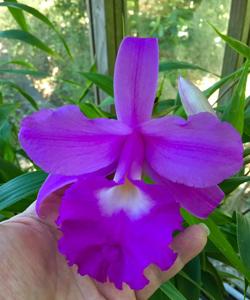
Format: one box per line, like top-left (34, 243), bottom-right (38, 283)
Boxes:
top-left (221, 0), bottom-right (250, 76)
top-left (86, 0), bottom-right (127, 103)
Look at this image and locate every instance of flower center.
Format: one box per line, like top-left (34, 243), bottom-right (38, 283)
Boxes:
top-left (97, 179), bottom-right (153, 220)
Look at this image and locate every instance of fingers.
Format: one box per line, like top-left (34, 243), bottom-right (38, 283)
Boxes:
top-left (136, 224), bottom-right (209, 300)
top-left (96, 281), bottom-right (137, 300)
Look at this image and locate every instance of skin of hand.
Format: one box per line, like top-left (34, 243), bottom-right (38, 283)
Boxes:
top-left (0, 202), bottom-right (209, 300)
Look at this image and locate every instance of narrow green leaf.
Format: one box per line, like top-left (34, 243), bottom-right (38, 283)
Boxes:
top-left (244, 148), bottom-right (250, 157)
top-left (202, 259), bottom-right (225, 300)
top-left (80, 72), bottom-right (114, 97)
top-left (0, 29), bottom-right (59, 57)
top-left (182, 210), bottom-right (250, 281)
top-left (4, 0), bottom-right (28, 32)
top-left (179, 271), bottom-right (215, 300)
top-left (204, 67), bottom-right (245, 98)
top-left (99, 96), bottom-right (114, 108)
top-left (211, 24), bottom-right (250, 59)
top-left (222, 60), bottom-right (250, 133)
top-left (0, 171), bottom-right (47, 210)
top-left (244, 105), bottom-right (250, 137)
top-left (160, 282), bottom-right (187, 300)
top-left (201, 272), bottom-right (224, 300)
top-left (77, 81), bottom-right (93, 103)
top-left (60, 78), bottom-right (83, 88)
top-left (0, 79), bottom-right (39, 110)
top-left (0, 103), bottom-right (16, 129)
top-left (0, 68), bottom-right (47, 77)
top-left (153, 99), bottom-right (176, 117)
top-left (237, 213), bottom-right (250, 270)
top-left (159, 60), bottom-right (218, 76)
top-left (219, 271), bottom-right (243, 281)
top-left (220, 176), bottom-right (250, 194)
top-left (176, 257), bottom-right (201, 300)
top-left (76, 64), bottom-right (96, 103)
top-left (0, 2), bottom-right (72, 58)
top-left (244, 279), bottom-right (249, 300)
top-left (0, 59), bottom-right (36, 69)
top-left (80, 101), bottom-right (112, 119)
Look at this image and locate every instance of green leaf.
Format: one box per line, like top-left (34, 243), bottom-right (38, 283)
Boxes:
top-left (211, 24), bottom-right (250, 60)
top-left (220, 176), bottom-right (250, 194)
top-left (159, 60), bottom-right (218, 76)
top-left (219, 271), bottom-right (243, 281)
top-left (179, 271), bottom-right (215, 300)
top-left (150, 289), bottom-right (168, 300)
top-left (99, 96), bottom-right (114, 108)
top-left (204, 67), bottom-right (246, 98)
top-left (0, 2), bottom-right (72, 58)
top-left (0, 171), bottom-right (47, 210)
top-left (244, 105), bottom-right (250, 137)
top-left (237, 213), bottom-right (250, 271)
top-left (202, 259), bottom-right (225, 300)
top-left (182, 210), bottom-right (250, 281)
top-left (0, 157), bottom-right (22, 182)
top-left (0, 59), bottom-right (37, 69)
top-left (176, 257), bottom-right (201, 300)
top-left (0, 29), bottom-right (59, 57)
top-left (0, 79), bottom-right (38, 110)
top-left (79, 101), bottom-right (112, 119)
top-left (0, 103), bottom-right (16, 129)
top-left (201, 272), bottom-right (224, 300)
top-left (80, 72), bottom-right (114, 97)
top-left (0, 210), bottom-right (15, 221)
top-left (153, 99), bottom-right (176, 117)
top-left (4, 0), bottom-right (28, 32)
top-left (222, 60), bottom-right (250, 134)
top-left (160, 282), bottom-right (187, 300)
top-left (0, 68), bottom-right (47, 77)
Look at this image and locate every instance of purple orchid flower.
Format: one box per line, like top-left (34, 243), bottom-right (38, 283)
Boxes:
top-left (19, 37), bottom-right (243, 290)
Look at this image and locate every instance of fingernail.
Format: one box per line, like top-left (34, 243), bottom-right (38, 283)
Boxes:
top-left (199, 223), bottom-right (210, 236)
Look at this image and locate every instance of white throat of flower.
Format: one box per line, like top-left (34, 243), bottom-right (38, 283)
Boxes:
top-left (97, 179), bottom-right (153, 220)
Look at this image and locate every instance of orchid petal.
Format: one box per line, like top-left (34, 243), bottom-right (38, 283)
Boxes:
top-left (19, 105), bottom-right (131, 176)
top-left (114, 37), bottom-right (158, 126)
top-left (178, 76), bottom-right (216, 116)
top-left (57, 176), bottom-right (182, 290)
top-left (151, 170), bottom-right (224, 218)
top-left (141, 112), bottom-right (243, 188)
top-left (171, 183), bottom-right (224, 218)
top-left (36, 174), bottom-right (78, 218)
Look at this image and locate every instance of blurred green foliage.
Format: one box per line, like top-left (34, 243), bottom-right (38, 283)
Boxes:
top-left (127, 0), bottom-right (230, 98)
top-left (0, 0), bottom-right (91, 107)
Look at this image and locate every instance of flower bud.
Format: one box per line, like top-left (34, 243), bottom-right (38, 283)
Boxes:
top-left (178, 76), bottom-right (216, 116)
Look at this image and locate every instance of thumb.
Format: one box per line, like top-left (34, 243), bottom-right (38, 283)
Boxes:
top-left (136, 224), bottom-right (209, 300)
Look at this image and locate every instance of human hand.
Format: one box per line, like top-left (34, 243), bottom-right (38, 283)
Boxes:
top-left (0, 203), bottom-right (208, 300)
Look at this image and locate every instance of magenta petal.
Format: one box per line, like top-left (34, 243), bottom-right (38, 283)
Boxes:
top-left (57, 176), bottom-right (182, 289)
top-left (159, 178), bottom-right (224, 218)
top-left (36, 174), bottom-right (78, 218)
top-left (141, 112), bottom-right (243, 188)
top-left (19, 105), bottom-right (131, 176)
top-left (114, 37), bottom-right (158, 126)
